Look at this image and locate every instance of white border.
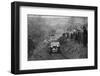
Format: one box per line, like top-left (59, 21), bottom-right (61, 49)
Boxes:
top-left (20, 6), bottom-right (95, 70)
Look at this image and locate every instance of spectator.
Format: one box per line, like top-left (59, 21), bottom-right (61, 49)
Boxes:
top-left (83, 26), bottom-right (87, 47)
top-left (28, 38), bottom-right (35, 58)
top-left (58, 33), bottom-right (67, 45)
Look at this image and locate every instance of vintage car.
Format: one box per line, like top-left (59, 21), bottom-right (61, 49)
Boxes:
top-left (49, 41), bottom-right (61, 55)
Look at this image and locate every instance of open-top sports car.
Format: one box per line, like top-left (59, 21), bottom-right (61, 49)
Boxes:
top-left (49, 41), bottom-right (61, 55)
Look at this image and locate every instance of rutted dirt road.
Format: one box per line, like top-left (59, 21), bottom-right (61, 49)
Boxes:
top-left (28, 39), bottom-right (87, 61)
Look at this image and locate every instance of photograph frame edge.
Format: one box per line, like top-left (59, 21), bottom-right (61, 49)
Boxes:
top-left (11, 1), bottom-right (98, 74)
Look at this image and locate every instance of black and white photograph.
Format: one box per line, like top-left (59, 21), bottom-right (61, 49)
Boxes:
top-left (28, 15), bottom-right (88, 61)
top-left (11, 1), bottom-right (97, 74)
